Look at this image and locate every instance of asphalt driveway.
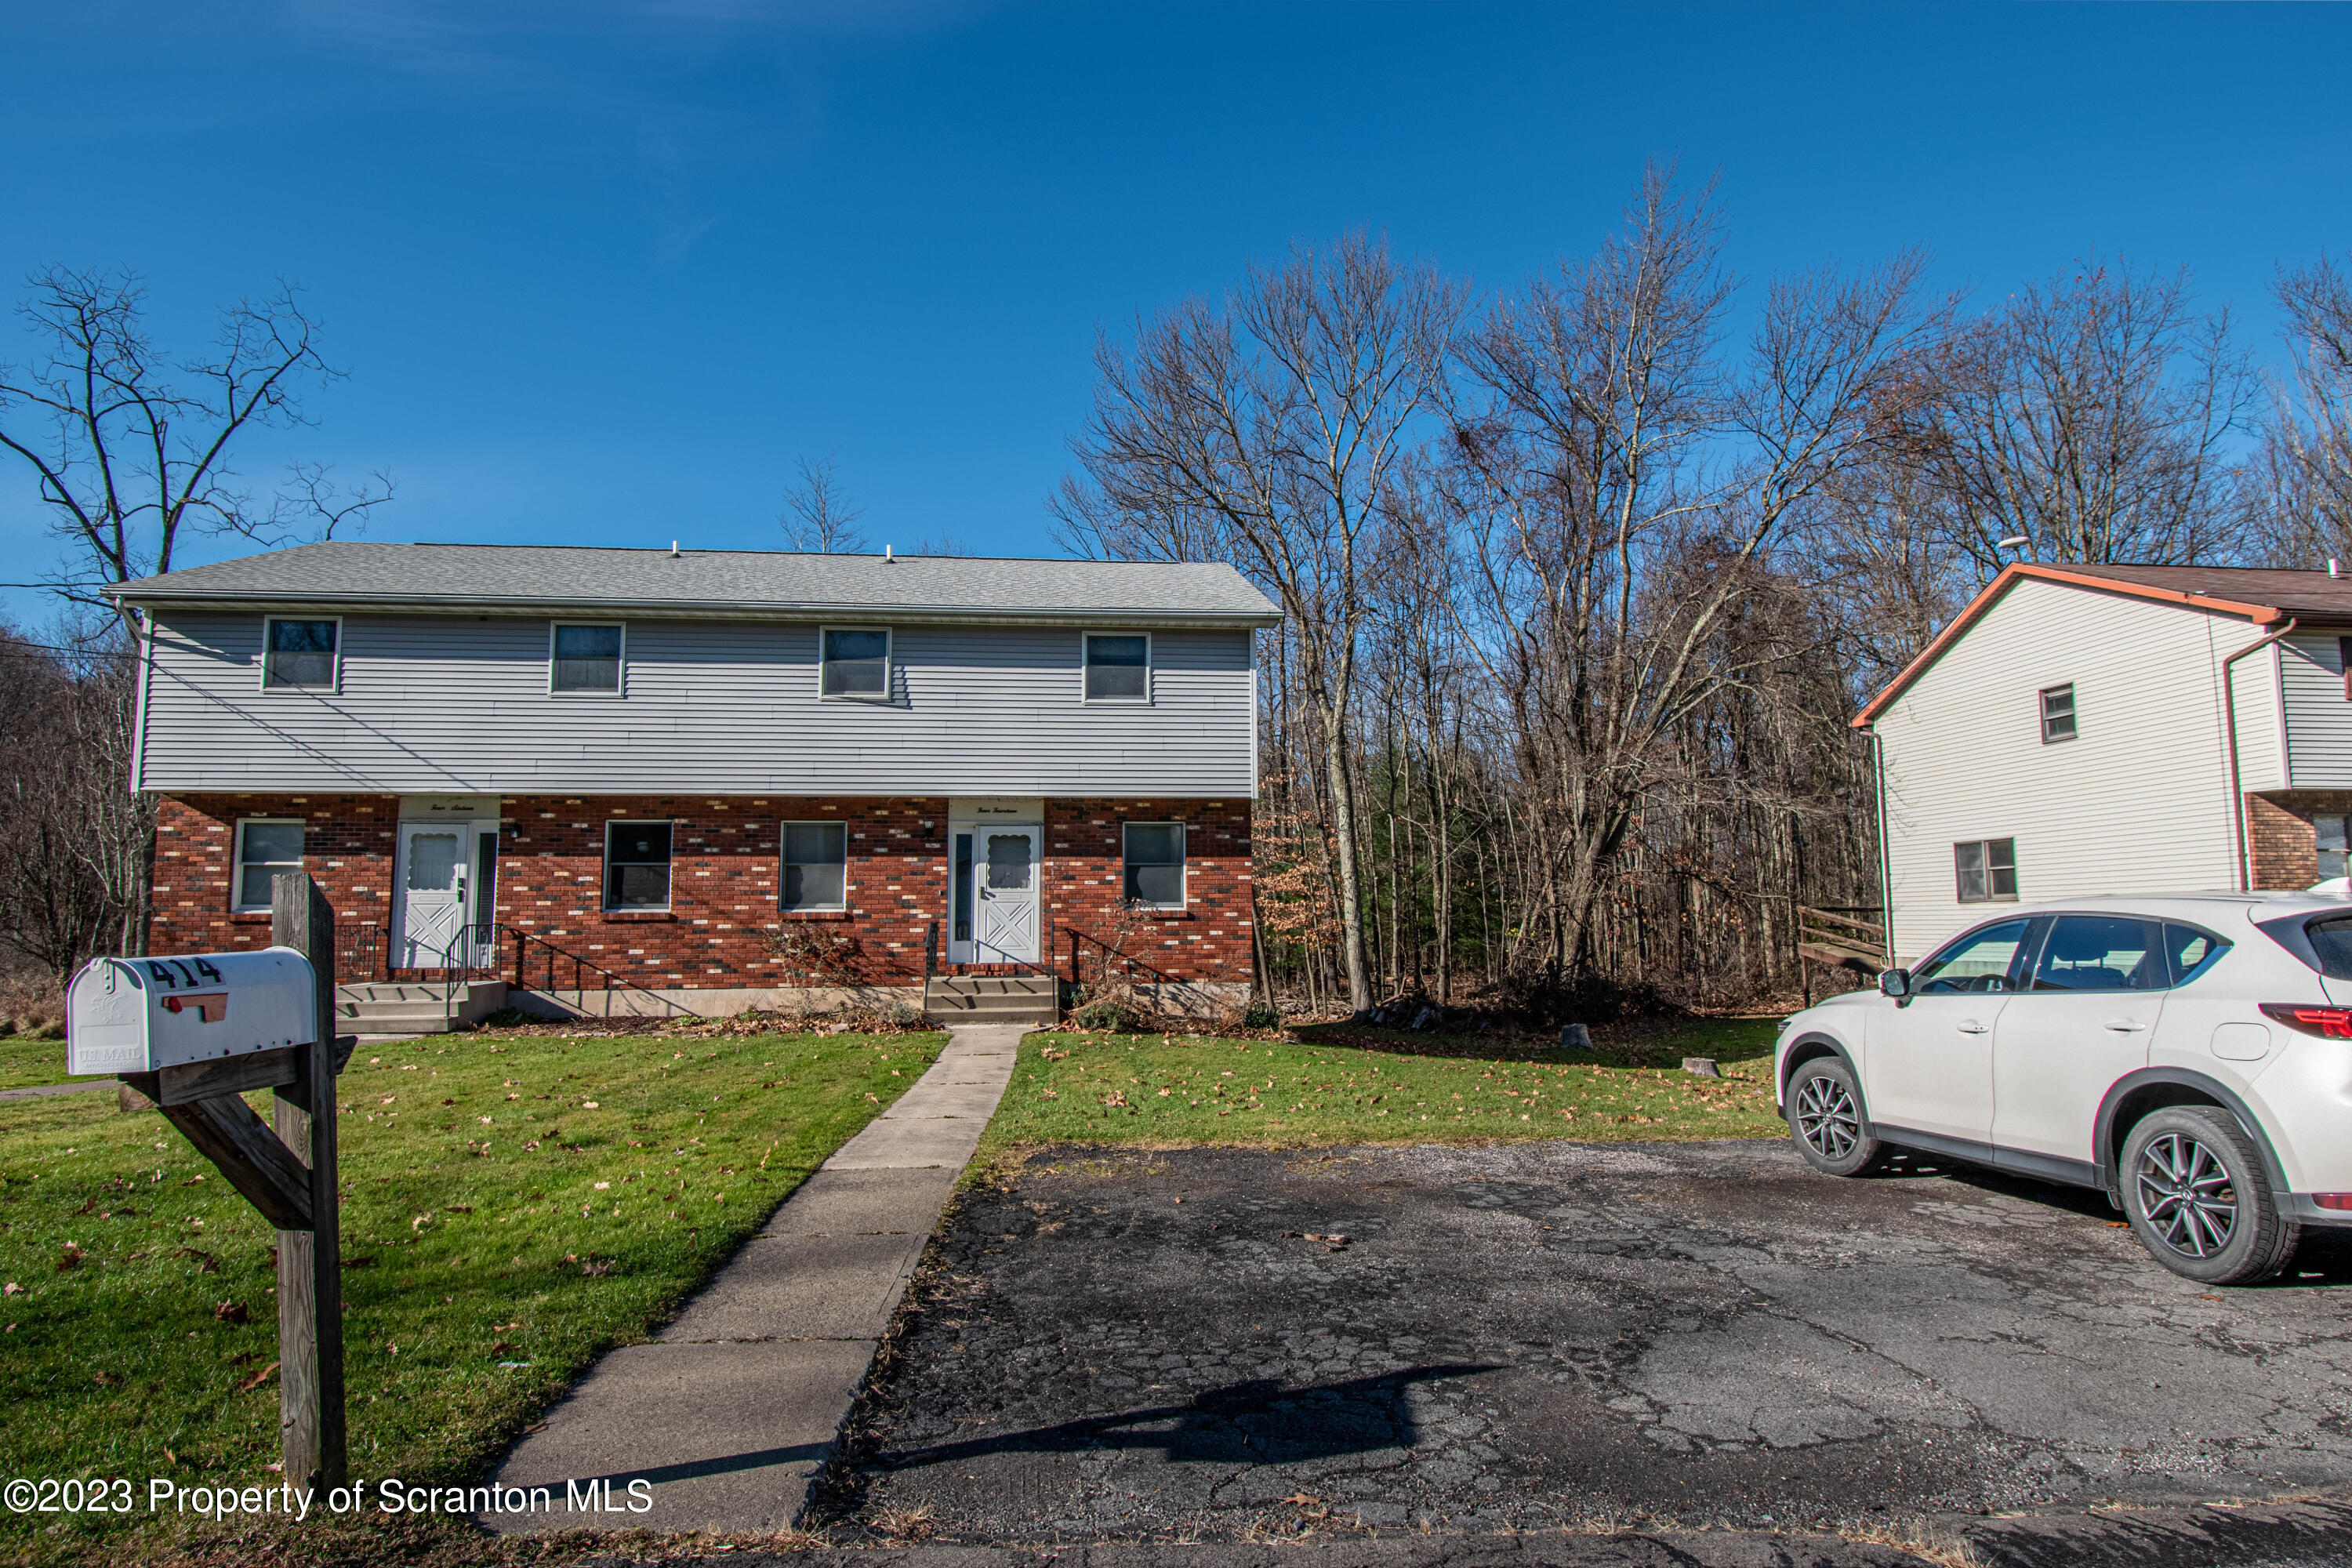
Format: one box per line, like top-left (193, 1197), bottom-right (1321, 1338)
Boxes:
top-left (813, 1137), bottom-right (2352, 1541)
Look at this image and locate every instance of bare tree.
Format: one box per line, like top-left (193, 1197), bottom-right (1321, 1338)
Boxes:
top-left (0, 625), bottom-right (136, 978)
top-left (0, 265), bottom-right (391, 630)
top-left (0, 265), bottom-right (389, 962)
top-left (1890, 260), bottom-right (2251, 578)
top-left (780, 451), bottom-right (870, 553)
top-left (1436, 168), bottom-right (1935, 993)
top-left (2249, 255), bottom-right (2352, 564)
top-left (1055, 234), bottom-right (1463, 1013)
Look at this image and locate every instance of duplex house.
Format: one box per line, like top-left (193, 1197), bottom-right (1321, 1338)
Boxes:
top-left (1856, 562), bottom-right (2352, 964)
top-left (108, 541), bottom-right (1279, 1023)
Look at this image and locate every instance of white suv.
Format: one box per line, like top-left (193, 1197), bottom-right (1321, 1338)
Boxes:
top-left (1775, 892), bottom-right (2352, 1283)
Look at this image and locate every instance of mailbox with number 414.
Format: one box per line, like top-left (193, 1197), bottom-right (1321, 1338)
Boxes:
top-left (67, 949), bottom-right (318, 1074)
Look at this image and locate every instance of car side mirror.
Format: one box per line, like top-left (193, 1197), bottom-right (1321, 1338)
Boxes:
top-left (1878, 967), bottom-right (1911, 1000)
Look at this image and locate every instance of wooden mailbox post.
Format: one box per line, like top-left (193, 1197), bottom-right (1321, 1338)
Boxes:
top-left (76, 873), bottom-right (347, 1489)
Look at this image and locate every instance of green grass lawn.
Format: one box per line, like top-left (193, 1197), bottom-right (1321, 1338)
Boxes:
top-left (0, 1033), bottom-right (75, 1093)
top-left (979, 1014), bottom-right (1788, 1155)
top-left (0, 1026), bottom-right (935, 1549)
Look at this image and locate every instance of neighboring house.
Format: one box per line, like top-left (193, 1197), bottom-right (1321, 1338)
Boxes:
top-left (107, 541), bottom-right (1279, 1024)
top-left (1855, 563), bottom-right (2352, 965)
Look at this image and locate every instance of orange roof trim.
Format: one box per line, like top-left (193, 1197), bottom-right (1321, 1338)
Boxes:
top-left (1849, 563), bottom-right (2288, 730)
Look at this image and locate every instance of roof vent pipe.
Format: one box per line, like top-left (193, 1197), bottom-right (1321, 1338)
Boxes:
top-left (670, 540), bottom-right (680, 557)
top-left (2332, 558), bottom-right (2341, 579)
top-left (884, 544), bottom-right (894, 563)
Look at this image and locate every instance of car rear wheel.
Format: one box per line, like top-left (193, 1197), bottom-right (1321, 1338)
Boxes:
top-left (1786, 1058), bottom-right (1883, 1177)
top-left (2120, 1105), bottom-right (2298, 1286)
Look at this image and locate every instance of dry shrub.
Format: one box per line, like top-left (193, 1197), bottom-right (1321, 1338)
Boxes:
top-left (1, 973), bottom-right (66, 1037)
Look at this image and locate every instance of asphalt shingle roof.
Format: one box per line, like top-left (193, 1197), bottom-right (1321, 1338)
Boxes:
top-left (107, 541), bottom-right (1281, 626)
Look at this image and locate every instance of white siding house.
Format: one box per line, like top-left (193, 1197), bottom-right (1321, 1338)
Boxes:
top-left (1857, 564), bottom-right (2352, 964)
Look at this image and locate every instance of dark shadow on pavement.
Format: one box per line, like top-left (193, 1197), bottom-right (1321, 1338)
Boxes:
top-left (874, 1364), bottom-right (1503, 1473)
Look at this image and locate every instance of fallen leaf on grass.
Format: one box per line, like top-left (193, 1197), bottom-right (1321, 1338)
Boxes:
top-left (3, 1283), bottom-right (20, 1296)
top-left (56, 1244), bottom-right (82, 1272)
top-left (235, 1361), bottom-right (280, 1394)
top-left (213, 1300), bottom-right (249, 1325)
top-left (92, 1371), bottom-right (118, 1386)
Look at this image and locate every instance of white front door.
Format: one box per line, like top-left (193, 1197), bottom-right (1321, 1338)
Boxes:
top-left (396, 822), bottom-right (469, 970)
top-left (972, 826), bottom-right (1040, 964)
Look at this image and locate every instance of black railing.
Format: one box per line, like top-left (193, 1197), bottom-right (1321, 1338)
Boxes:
top-left (1067, 927), bottom-right (1186, 993)
top-left (332, 920), bottom-right (683, 1022)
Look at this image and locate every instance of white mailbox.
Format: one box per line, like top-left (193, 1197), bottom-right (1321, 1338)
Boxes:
top-left (66, 949), bottom-right (318, 1076)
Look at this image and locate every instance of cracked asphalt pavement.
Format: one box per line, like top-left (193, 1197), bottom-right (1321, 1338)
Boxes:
top-left (814, 1138), bottom-right (2352, 1541)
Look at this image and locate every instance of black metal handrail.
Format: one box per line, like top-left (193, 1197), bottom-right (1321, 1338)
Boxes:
top-left (498, 924), bottom-right (686, 1017)
top-left (1067, 926), bottom-right (1186, 993)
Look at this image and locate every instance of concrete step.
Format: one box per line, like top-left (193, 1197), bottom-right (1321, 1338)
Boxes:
top-left (921, 975), bottom-right (1059, 1023)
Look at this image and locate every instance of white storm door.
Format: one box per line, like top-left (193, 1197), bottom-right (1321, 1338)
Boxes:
top-left (396, 823), bottom-right (467, 969)
top-left (972, 827), bottom-right (1040, 964)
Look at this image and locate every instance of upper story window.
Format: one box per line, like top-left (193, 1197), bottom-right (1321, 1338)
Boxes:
top-left (782, 822), bottom-right (848, 912)
top-left (604, 821), bottom-right (671, 911)
top-left (822, 629), bottom-right (890, 699)
top-left (1123, 822), bottom-right (1185, 909)
top-left (2038, 683), bottom-right (2077, 743)
top-left (1085, 634), bottom-right (1150, 702)
top-left (262, 618), bottom-right (339, 691)
top-left (551, 623), bottom-right (623, 694)
top-left (1955, 837), bottom-right (2017, 903)
top-left (233, 818), bottom-right (304, 912)
top-left (2319, 815), bottom-right (2350, 881)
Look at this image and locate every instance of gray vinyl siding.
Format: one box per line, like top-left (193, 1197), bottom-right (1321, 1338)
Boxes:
top-left (138, 612), bottom-right (1255, 797)
top-left (2281, 633), bottom-right (2352, 788)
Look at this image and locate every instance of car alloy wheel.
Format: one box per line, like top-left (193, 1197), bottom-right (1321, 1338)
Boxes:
top-left (1794, 1072), bottom-right (1861, 1161)
top-left (2118, 1105), bottom-right (2297, 1285)
top-left (2133, 1130), bottom-right (2238, 1260)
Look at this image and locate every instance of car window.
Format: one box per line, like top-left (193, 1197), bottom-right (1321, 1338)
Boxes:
top-left (1914, 919), bottom-right (2034, 994)
top-left (2032, 915), bottom-right (2166, 991)
top-left (2309, 916), bottom-right (2352, 980)
top-left (2164, 924), bottom-right (2231, 986)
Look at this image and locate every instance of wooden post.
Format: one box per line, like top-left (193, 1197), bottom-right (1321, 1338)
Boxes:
top-left (271, 873), bottom-right (347, 1491)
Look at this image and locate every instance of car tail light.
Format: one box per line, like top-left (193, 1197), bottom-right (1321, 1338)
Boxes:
top-left (2315, 1195), bottom-right (2352, 1211)
top-left (2259, 1003), bottom-right (2352, 1039)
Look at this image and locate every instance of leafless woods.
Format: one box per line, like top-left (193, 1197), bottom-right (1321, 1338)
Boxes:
top-left (1062, 169), bottom-right (2339, 1016)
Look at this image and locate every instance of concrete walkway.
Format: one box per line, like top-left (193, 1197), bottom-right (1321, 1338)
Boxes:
top-left (484, 1022), bottom-right (1028, 1536)
top-left (0, 1080), bottom-right (111, 1102)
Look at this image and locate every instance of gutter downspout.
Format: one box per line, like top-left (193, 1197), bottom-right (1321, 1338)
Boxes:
top-left (2224, 617), bottom-right (2299, 892)
top-left (1863, 726), bottom-right (1896, 966)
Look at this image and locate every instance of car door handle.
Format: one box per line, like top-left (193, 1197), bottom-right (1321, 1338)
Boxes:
top-left (1956, 1020), bottom-right (1990, 1034)
top-left (2104, 1020), bottom-right (2149, 1033)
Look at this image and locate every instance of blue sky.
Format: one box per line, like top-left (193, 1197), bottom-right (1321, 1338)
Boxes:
top-left (2, 2), bottom-right (2347, 624)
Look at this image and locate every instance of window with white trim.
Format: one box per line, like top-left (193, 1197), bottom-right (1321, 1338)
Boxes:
top-left (821, 628), bottom-right (890, 698)
top-left (782, 822), bottom-right (848, 912)
top-left (1123, 822), bottom-right (1185, 909)
top-left (1084, 633), bottom-right (1149, 701)
top-left (604, 821), bottom-right (672, 911)
top-left (551, 623), bottom-right (623, 694)
top-left (233, 819), bottom-right (305, 912)
top-left (262, 619), bottom-right (339, 690)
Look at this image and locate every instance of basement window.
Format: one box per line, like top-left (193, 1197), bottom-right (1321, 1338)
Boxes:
top-left (782, 822), bottom-right (848, 913)
top-left (1955, 838), bottom-right (2018, 904)
top-left (2039, 684), bottom-right (2077, 743)
top-left (233, 819), bottom-right (305, 913)
top-left (604, 821), bottom-right (672, 912)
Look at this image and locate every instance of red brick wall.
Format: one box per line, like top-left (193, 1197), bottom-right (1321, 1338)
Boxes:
top-left (2245, 791), bottom-right (2352, 891)
top-left (1044, 799), bottom-right (1253, 988)
top-left (151, 793), bottom-right (1254, 989)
